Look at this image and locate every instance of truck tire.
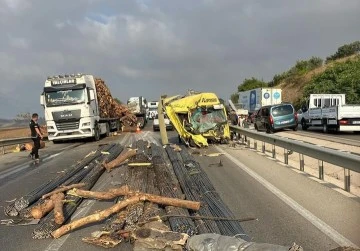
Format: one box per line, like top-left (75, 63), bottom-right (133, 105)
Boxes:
top-left (301, 119), bottom-right (308, 130)
top-left (105, 123), bottom-right (110, 137)
top-left (93, 125), bottom-right (100, 141)
top-left (322, 123), bottom-right (328, 133)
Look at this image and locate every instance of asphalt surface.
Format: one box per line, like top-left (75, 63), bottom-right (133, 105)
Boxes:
top-left (0, 122), bottom-right (359, 251)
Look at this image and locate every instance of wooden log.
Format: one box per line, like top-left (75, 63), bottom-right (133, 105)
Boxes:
top-left (42, 183), bottom-right (86, 200)
top-left (68, 186), bottom-right (130, 200)
top-left (51, 196), bottom-right (142, 238)
top-left (30, 200), bottom-right (54, 219)
top-left (51, 193), bottom-right (65, 225)
top-left (68, 186), bottom-right (200, 211)
top-left (24, 141), bottom-right (46, 151)
top-left (52, 193), bottom-right (201, 239)
top-left (103, 149), bottom-right (137, 171)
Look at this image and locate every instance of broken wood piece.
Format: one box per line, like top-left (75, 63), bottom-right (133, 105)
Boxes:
top-left (103, 149), bottom-right (137, 171)
top-left (42, 183), bottom-right (86, 199)
top-left (82, 235), bottom-right (122, 249)
top-left (51, 196), bottom-right (142, 238)
top-left (30, 200), bottom-right (54, 219)
top-left (68, 186), bottom-right (201, 211)
top-left (51, 193), bottom-right (65, 225)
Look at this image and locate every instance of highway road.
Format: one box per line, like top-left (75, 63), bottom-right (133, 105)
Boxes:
top-left (0, 122), bottom-right (359, 251)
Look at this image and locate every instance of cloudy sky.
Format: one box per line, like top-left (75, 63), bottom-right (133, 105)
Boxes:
top-left (0, 0), bottom-right (359, 118)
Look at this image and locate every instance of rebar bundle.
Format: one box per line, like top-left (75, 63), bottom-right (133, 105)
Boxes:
top-left (4, 144), bottom-right (111, 217)
top-left (32, 144), bottom-right (123, 239)
top-left (170, 145), bottom-right (249, 240)
top-left (151, 144), bottom-right (197, 236)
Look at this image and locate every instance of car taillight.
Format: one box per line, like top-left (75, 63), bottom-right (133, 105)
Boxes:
top-left (270, 115), bottom-right (274, 125)
top-left (339, 120), bottom-right (348, 125)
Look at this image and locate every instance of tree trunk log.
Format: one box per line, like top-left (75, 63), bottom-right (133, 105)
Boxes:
top-left (51, 193), bottom-right (65, 225)
top-left (103, 149), bottom-right (137, 171)
top-left (30, 200), bottom-right (54, 219)
top-left (68, 186), bottom-right (200, 211)
top-left (42, 183), bottom-right (86, 199)
top-left (52, 196), bottom-right (142, 239)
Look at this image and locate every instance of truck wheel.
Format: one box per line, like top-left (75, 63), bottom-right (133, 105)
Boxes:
top-left (93, 126), bottom-right (100, 141)
top-left (323, 123), bottom-right (328, 133)
top-left (105, 123), bottom-right (110, 137)
top-left (301, 119), bottom-right (308, 130)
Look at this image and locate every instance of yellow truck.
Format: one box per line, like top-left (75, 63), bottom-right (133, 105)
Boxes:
top-left (162, 92), bottom-right (230, 147)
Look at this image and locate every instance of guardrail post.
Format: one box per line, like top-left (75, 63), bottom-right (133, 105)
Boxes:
top-left (318, 160), bottom-right (324, 180)
top-left (246, 139), bottom-right (250, 148)
top-left (254, 140), bottom-right (257, 151)
top-left (2, 146), bottom-right (4, 155)
top-left (344, 169), bottom-right (350, 192)
top-left (272, 145), bottom-right (276, 159)
top-left (299, 154), bottom-right (304, 171)
top-left (262, 142), bottom-right (265, 153)
top-left (241, 136), bottom-right (245, 145)
top-left (284, 149), bottom-right (288, 165)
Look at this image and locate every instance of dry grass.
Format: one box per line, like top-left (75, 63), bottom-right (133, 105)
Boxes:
top-left (0, 127), bottom-right (47, 140)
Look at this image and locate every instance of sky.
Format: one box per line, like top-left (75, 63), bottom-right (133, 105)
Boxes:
top-left (0, 0), bottom-right (359, 118)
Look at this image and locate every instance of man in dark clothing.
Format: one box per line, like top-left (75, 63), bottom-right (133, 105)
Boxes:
top-left (29, 113), bottom-right (43, 161)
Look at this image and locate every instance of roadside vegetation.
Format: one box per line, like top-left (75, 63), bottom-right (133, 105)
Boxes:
top-left (230, 41), bottom-right (360, 108)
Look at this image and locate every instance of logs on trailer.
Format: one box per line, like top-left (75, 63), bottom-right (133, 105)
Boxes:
top-left (94, 78), bottom-right (137, 126)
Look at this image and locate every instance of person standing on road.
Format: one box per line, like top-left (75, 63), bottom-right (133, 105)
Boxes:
top-left (29, 113), bottom-right (43, 161)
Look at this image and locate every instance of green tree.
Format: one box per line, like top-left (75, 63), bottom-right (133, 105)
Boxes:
top-left (230, 93), bottom-right (239, 103)
top-left (303, 56), bottom-right (360, 104)
top-left (326, 41), bottom-right (360, 62)
top-left (237, 77), bottom-right (267, 92)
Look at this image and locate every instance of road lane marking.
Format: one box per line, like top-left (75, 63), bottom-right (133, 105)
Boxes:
top-left (215, 145), bottom-right (359, 248)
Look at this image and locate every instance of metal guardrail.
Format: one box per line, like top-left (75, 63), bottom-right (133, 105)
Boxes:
top-left (230, 125), bottom-right (360, 192)
top-left (0, 137), bottom-right (48, 154)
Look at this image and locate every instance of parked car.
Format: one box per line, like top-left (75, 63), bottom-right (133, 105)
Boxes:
top-left (153, 114), bottom-right (173, 131)
top-left (254, 103), bottom-right (298, 133)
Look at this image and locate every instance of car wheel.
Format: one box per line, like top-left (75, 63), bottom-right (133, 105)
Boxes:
top-left (266, 124), bottom-right (274, 134)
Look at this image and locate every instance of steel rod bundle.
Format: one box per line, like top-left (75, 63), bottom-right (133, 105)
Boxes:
top-left (5, 145), bottom-right (111, 217)
top-left (151, 144), bottom-right (197, 236)
top-left (32, 144), bottom-right (123, 239)
top-left (170, 145), bottom-right (249, 240)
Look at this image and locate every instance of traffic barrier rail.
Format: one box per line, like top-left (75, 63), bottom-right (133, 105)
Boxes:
top-left (0, 137), bottom-right (48, 154)
top-left (230, 125), bottom-right (360, 192)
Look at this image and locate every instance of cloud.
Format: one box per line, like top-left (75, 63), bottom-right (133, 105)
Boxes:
top-left (0, 0), bottom-right (359, 118)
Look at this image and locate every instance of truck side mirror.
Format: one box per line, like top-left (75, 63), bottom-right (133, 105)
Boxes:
top-left (40, 94), bottom-right (44, 106)
top-left (89, 90), bottom-right (96, 101)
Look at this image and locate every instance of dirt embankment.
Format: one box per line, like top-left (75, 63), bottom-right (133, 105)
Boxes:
top-left (0, 127), bottom-right (47, 140)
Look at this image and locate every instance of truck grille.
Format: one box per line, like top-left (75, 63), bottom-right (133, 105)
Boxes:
top-left (56, 121), bottom-right (79, 131)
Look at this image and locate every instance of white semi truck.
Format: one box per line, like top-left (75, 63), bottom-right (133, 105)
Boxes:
top-left (301, 94), bottom-right (360, 132)
top-left (238, 88), bottom-right (282, 114)
top-left (40, 74), bottom-right (121, 143)
top-left (147, 101), bottom-right (159, 120)
top-left (127, 96), bottom-right (148, 128)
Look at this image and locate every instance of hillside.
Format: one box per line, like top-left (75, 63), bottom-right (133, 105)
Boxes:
top-left (277, 54), bottom-right (360, 108)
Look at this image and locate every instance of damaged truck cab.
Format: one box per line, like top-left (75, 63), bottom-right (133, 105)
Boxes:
top-left (163, 92), bottom-right (230, 147)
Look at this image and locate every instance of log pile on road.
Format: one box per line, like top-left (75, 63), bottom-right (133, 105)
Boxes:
top-left (2, 139), bottom-right (265, 250)
top-left (94, 78), bottom-right (137, 126)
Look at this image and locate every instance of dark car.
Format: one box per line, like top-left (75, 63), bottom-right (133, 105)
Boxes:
top-left (254, 103), bottom-right (298, 133)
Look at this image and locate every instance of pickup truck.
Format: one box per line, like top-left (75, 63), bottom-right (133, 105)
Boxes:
top-left (301, 94), bottom-right (360, 132)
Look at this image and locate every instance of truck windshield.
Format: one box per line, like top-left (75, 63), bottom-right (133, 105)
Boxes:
top-left (190, 108), bottom-right (227, 133)
top-left (45, 89), bottom-right (85, 107)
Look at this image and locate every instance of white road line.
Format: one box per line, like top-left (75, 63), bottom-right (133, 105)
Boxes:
top-left (215, 145), bottom-right (359, 248)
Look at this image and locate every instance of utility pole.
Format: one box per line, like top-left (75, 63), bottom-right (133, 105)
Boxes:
top-left (158, 96), bottom-right (169, 145)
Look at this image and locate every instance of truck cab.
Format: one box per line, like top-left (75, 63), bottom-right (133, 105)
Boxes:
top-left (40, 74), bottom-right (113, 142)
top-left (127, 96), bottom-right (148, 128)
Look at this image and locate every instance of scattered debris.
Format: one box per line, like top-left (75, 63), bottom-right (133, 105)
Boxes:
top-left (204, 153), bottom-right (224, 157)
